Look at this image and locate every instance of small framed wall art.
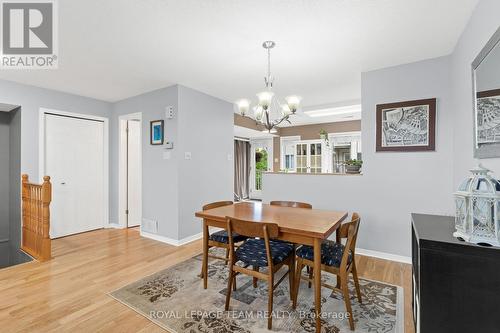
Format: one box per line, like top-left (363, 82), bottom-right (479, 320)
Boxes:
top-left (150, 120), bottom-right (164, 145)
top-left (376, 98), bottom-right (436, 152)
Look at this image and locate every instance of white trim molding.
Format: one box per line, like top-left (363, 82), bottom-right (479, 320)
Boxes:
top-left (140, 230), bottom-right (203, 247)
top-left (106, 223), bottom-right (123, 229)
top-left (118, 112), bottom-right (143, 229)
top-left (356, 247), bottom-right (411, 264)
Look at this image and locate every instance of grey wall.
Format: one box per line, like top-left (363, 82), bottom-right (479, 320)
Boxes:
top-left (0, 79), bottom-right (234, 244)
top-left (451, 0), bottom-right (500, 185)
top-left (0, 112), bottom-right (10, 267)
top-left (0, 79), bottom-right (112, 182)
top-left (177, 85), bottom-right (234, 239)
top-left (111, 85), bottom-right (234, 241)
top-left (263, 56), bottom-right (453, 258)
top-left (8, 108), bottom-right (27, 265)
top-left (0, 79), bottom-right (111, 263)
top-left (112, 85), bottom-right (180, 239)
top-left (263, 0), bottom-right (500, 258)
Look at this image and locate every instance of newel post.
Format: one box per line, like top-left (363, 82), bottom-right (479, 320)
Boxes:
top-left (41, 176), bottom-right (52, 261)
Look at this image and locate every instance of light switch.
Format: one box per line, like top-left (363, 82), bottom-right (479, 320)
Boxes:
top-left (165, 106), bottom-right (174, 119)
top-left (163, 151), bottom-right (171, 160)
top-left (227, 154), bottom-right (233, 161)
top-left (184, 152), bottom-right (192, 160)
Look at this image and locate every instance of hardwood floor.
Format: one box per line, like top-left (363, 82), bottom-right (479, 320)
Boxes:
top-left (0, 228), bottom-right (414, 333)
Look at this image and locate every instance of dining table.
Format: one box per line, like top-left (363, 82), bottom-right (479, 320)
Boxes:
top-left (195, 201), bottom-right (348, 333)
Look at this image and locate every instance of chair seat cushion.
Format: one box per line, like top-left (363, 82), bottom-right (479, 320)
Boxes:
top-left (209, 230), bottom-right (247, 244)
top-left (235, 239), bottom-right (294, 267)
top-left (296, 240), bottom-right (352, 267)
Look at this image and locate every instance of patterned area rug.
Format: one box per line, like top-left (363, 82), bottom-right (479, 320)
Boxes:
top-left (110, 249), bottom-right (403, 333)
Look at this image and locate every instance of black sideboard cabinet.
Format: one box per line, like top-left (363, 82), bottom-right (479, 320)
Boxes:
top-left (411, 213), bottom-right (500, 332)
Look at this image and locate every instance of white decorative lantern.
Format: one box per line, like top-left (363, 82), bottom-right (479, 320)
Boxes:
top-left (454, 165), bottom-right (500, 246)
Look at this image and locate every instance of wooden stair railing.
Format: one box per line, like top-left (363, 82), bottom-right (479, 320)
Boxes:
top-left (21, 175), bottom-right (52, 261)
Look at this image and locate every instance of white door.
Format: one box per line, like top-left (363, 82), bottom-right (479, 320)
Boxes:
top-left (45, 114), bottom-right (105, 238)
top-left (249, 139), bottom-right (273, 200)
top-left (127, 120), bottom-right (141, 227)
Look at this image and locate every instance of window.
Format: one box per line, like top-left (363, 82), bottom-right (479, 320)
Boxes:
top-left (279, 132), bottom-right (362, 174)
top-left (254, 148), bottom-right (268, 190)
top-left (296, 143), bottom-right (308, 173)
top-left (328, 132), bottom-right (362, 173)
top-left (309, 143), bottom-right (322, 173)
top-left (296, 141), bottom-right (322, 173)
top-left (280, 136), bottom-right (300, 172)
top-left (285, 155), bottom-right (294, 169)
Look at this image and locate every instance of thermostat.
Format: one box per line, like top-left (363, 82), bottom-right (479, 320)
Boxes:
top-left (165, 141), bottom-right (174, 149)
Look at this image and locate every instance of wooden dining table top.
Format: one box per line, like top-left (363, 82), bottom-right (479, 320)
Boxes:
top-left (195, 201), bottom-right (348, 239)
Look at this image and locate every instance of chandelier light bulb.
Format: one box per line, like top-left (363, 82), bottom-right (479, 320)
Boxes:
top-left (285, 95), bottom-right (302, 113)
top-left (281, 104), bottom-right (292, 116)
top-left (257, 91), bottom-right (274, 110)
top-left (254, 106), bottom-right (264, 122)
top-left (236, 99), bottom-right (250, 116)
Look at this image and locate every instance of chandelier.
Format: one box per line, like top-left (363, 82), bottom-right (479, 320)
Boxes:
top-left (235, 41), bottom-right (302, 133)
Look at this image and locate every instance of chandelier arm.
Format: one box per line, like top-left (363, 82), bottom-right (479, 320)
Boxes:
top-left (265, 109), bottom-right (272, 130)
top-left (272, 115), bottom-right (290, 127)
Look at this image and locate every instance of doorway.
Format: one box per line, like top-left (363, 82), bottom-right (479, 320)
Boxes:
top-left (40, 109), bottom-right (109, 238)
top-left (119, 113), bottom-right (142, 228)
top-left (249, 138), bottom-right (273, 200)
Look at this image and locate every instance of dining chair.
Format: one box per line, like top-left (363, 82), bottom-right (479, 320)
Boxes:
top-left (270, 201), bottom-right (312, 209)
top-left (200, 201), bottom-right (247, 290)
top-left (270, 200), bottom-right (313, 287)
top-left (292, 213), bottom-right (362, 331)
top-left (225, 216), bottom-right (296, 330)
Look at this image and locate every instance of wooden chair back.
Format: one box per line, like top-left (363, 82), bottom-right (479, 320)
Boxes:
top-left (270, 201), bottom-right (312, 209)
top-left (226, 216), bottom-right (279, 239)
top-left (203, 201), bottom-right (233, 211)
top-left (226, 217), bottom-right (279, 269)
top-left (339, 213), bottom-right (361, 271)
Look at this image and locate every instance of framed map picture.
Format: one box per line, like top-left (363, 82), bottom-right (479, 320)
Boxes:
top-left (150, 120), bottom-right (164, 145)
top-left (476, 89), bottom-right (500, 146)
top-left (376, 98), bottom-right (436, 152)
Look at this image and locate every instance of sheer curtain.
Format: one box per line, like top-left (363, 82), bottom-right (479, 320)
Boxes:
top-left (234, 140), bottom-right (251, 200)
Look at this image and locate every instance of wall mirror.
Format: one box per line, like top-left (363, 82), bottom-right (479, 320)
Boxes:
top-left (473, 26), bottom-right (500, 158)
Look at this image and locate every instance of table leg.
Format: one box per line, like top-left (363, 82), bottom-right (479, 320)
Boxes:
top-left (313, 238), bottom-right (322, 332)
top-left (202, 220), bottom-right (209, 289)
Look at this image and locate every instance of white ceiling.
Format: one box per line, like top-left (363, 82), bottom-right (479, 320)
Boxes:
top-left (280, 100), bottom-right (362, 126)
top-left (0, 0), bottom-right (478, 105)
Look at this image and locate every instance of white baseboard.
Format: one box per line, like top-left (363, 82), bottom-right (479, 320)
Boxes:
top-left (106, 223), bottom-right (124, 229)
top-left (139, 229), bottom-right (411, 264)
top-left (140, 229), bottom-right (203, 247)
top-left (356, 247), bottom-right (411, 264)
top-left (178, 232), bottom-right (203, 246)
